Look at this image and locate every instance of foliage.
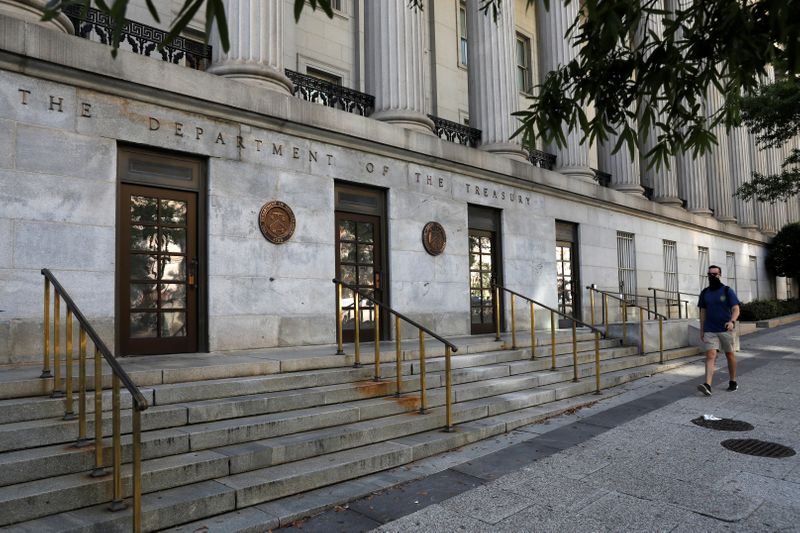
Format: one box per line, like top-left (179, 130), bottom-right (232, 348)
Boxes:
top-left (765, 222), bottom-right (800, 279)
top-left (735, 79), bottom-right (800, 202)
top-left (738, 298), bottom-right (800, 321)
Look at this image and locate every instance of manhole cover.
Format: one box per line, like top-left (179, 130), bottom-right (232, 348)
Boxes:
top-left (691, 417), bottom-right (754, 431)
top-left (721, 439), bottom-right (796, 458)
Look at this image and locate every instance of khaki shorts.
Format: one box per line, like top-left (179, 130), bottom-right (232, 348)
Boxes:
top-left (703, 331), bottom-right (735, 353)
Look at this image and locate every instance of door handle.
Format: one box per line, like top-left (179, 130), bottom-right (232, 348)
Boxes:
top-left (375, 272), bottom-right (381, 289)
top-left (188, 258), bottom-right (198, 288)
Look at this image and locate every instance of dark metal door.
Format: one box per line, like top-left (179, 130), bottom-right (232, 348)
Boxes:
top-left (336, 212), bottom-right (383, 342)
top-left (119, 184), bottom-right (198, 355)
top-left (469, 229), bottom-right (499, 334)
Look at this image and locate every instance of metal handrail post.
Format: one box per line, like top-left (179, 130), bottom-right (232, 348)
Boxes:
top-left (571, 319), bottom-right (578, 382)
top-left (395, 317), bottom-right (402, 397)
top-left (622, 301), bottom-right (628, 345)
top-left (373, 306), bottom-right (381, 380)
top-left (41, 279), bottom-right (52, 378)
top-left (550, 311), bottom-right (556, 370)
top-left (353, 295), bottom-right (361, 367)
top-left (594, 331), bottom-right (602, 394)
top-left (639, 307), bottom-right (645, 354)
top-left (510, 294), bottom-right (517, 349)
top-left (659, 317), bottom-right (664, 363)
top-left (52, 294), bottom-right (62, 398)
top-left (75, 327), bottom-right (87, 446)
top-left (132, 409), bottom-right (142, 532)
top-left (530, 302), bottom-right (536, 360)
top-left (63, 310), bottom-right (75, 419)
top-left (444, 346), bottom-right (453, 432)
top-left (418, 330), bottom-right (427, 414)
top-left (494, 286), bottom-right (501, 341)
top-left (335, 283), bottom-right (344, 355)
top-left (603, 294), bottom-right (608, 331)
top-left (109, 375), bottom-right (125, 511)
top-left (589, 288), bottom-right (596, 328)
top-left (91, 346), bottom-right (105, 477)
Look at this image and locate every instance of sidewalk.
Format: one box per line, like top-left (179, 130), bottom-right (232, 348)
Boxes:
top-left (282, 323), bottom-right (800, 532)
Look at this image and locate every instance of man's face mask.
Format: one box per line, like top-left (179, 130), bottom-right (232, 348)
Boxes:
top-left (708, 273), bottom-right (722, 288)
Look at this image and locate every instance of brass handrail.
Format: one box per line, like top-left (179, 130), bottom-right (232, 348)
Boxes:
top-left (492, 283), bottom-right (606, 387)
top-left (647, 287), bottom-right (693, 319)
top-left (332, 278), bottom-right (458, 431)
top-left (586, 286), bottom-right (665, 362)
top-left (41, 268), bottom-right (146, 532)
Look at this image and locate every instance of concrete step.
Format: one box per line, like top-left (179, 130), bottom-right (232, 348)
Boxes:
top-left (2, 348), bottom-right (702, 530)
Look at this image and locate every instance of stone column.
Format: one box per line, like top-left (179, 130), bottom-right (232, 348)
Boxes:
top-left (207, 0), bottom-right (292, 94)
top-left (750, 133), bottom-right (776, 235)
top-left (365, 0), bottom-right (433, 133)
top-left (536, 0), bottom-right (594, 180)
top-left (465, 0), bottom-right (526, 159)
top-left (704, 87), bottom-right (736, 222)
top-left (598, 132), bottom-right (643, 194)
top-left (676, 150), bottom-right (711, 215)
top-left (0, 0), bottom-right (73, 33)
top-left (729, 125), bottom-right (757, 228)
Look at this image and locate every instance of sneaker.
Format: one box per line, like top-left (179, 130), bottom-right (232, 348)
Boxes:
top-left (697, 383), bottom-right (712, 396)
top-left (727, 381), bottom-right (738, 391)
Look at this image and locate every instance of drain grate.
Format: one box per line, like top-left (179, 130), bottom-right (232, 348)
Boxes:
top-left (691, 417), bottom-right (754, 431)
top-left (721, 439), bottom-right (796, 458)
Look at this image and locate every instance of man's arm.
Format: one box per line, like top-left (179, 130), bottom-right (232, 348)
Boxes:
top-left (727, 304), bottom-right (740, 331)
top-left (699, 308), bottom-right (706, 341)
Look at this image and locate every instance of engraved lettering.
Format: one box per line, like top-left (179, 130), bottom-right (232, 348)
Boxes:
top-left (255, 139), bottom-right (263, 152)
top-left (48, 96), bottom-right (63, 112)
top-left (383, 165), bottom-right (389, 176)
top-left (475, 187), bottom-right (481, 196)
top-left (18, 89), bottom-right (30, 105)
top-left (195, 127), bottom-right (203, 139)
top-left (502, 191), bottom-right (505, 200)
top-left (417, 173), bottom-right (423, 184)
top-left (466, 184), bottom-right (471, 193)
top-left (326, 154), bottom-right (334, 165)
top-left (483, 187), bottom-right (488, 197)
top-left (149, 117), bottom-right (160, 131)
top-left (439, 177), bottom-right (444, 188)
top-left (273, 143), bottom-right (283, 156)
top-left (215, 132), bottom-right (225, 144)
top-left (309, 151), bottom-right (317, 162)
top-left (526, 197), bottom-right (531, 205)
top-left (427, 175), bottom-right (433, 185)
top-left (175, 122), bottom-right (184, 137)
top-left (292, 146), bottom-right (300, 159)
top-left (518, 195), bottom-right (523, 204)
top-left (366, 162), bottom-right (374, 173)
top-left (493, 190), bottom-right (498, 199)
top-left (237, 136), bottom-right (245, 149)
top-left (80, 102), bottom-right (92, 117)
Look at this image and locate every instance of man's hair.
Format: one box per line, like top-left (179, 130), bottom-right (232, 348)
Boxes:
top-left (708, 264), bottom-right (722, 275)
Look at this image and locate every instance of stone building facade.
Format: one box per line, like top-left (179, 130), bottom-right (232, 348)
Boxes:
top-left (0, 0), bottom-right (797, 363)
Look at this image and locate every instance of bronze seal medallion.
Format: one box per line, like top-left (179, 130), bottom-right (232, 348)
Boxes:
top-left (258, 201), bottom-right (296, 244)
top-left (422, 221), bottom-right (446, 256)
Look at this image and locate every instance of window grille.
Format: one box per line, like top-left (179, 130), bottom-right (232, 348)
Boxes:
top-left (749, 256), bottom-right (758, 301)
top-left (616, 232), bottom-right (637, 301)
top-left (663, 240), bottom-right (679, 297)
top-left (698, 246), bottom-right (709, 290)
top-left (726, 252), bottom-right (737, 292)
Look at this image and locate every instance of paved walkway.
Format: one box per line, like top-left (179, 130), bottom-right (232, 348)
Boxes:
top-left (282, 323), bottom-right (800, 532)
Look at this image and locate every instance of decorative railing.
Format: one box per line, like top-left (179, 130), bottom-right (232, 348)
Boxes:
top-left (333, 278), bottom-right (459, 430)
top-left (528, 149), bottom-right (557, 170)
top-left (428, 115), bottom-right (482, 147)
top-left (647, 287), bottom-right (693, 319)
top-left (492, 283), bottom-right (608, 394)
top-left (286, 70), bottom-right (375, 117)
top-left (593, 168), bottom-right (612, 187)
top-left (41, 269), bottom-right (148, 532)
top-left (64, 5), bottom-right (212, 70)
top-left (586, 286), bottom-right (666, 361)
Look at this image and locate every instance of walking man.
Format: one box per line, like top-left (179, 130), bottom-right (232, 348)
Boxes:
top-left (697, 265), bottom-right (740, 396)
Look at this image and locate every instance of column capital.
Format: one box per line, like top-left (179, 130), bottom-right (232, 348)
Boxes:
top-left (0, 0), bottom-right (74, 33)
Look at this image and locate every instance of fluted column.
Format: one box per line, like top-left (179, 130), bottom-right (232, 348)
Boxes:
top-left (536, 0), bottom-right (594, 180)
top-left (750, 132), bottom-right (776, 235)
top-left (0, 0), bottom-right (74, 33)
top-left (599, 130), bottom-right (643, 194)
top-left (365, 0), bottom-right (433, 133)
top-left (208, 0), bottom-right (292, 94)
top-left (729, 125), bottom-right (757, 228)
top-left (705, 87), bottom-right (736, 222)
top-left (465, 0), bottom-right (526, 159)
top-left (676, 149), bottom-right (711, 215)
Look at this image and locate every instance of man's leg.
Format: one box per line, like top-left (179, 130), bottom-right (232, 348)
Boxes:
top-left (724, 351), bottom-right (737, 381)
top-left (704, 349), bottom-right (717, 385)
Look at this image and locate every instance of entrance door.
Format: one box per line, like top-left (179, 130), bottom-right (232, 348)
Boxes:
top-left (119, 184), bottom-right (198, 354)
top-left (468, 205), bottom-right (502, 335)
top-left (556, 221), bottom-right (581, 323)
top-left (335, 185), bottom-right (386, 342)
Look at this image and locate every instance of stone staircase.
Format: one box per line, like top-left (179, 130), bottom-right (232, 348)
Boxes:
top-left (0, 330), bottom-right (700, 532)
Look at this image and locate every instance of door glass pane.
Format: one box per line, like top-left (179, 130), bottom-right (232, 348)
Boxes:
top-left (471, 306), bottom-right (482, 324)
top-left (130, 312), bottom-right (158, 338)
top-left (339, 221), bottom-right (356, 241)
top-left (160, 255), bottom-right (186, 281)
top-left (130, 284), bottom-right (158, 309)
top-left (359, 267), bottom-right (374, 286)
top-left (357, 222), bottom-right (374, 243)
top-left (131, 225), bottom-right (159, 251)
top-left (340, 242), bottom-right (356, 263)
top-left (161, 228), bottom-right (186, 253)
top-left (130, 254), bottom-right (159, 280)
top-left (160, 283), bottom-right (186, 309)
top-left (357, 244), bottom-right (374, 264)
top-left (131, 196), bottom-right (158, 222)
top-left (161, 312), bottom-right (186, 337)
top-left (482, 253), bottom-right (492, 269)
top-left (480, 237), bottom-right (491, 252)
top-left (160, 199), bottom-right (187, 224)
top-left (341, 265), bottom-right (356, 285)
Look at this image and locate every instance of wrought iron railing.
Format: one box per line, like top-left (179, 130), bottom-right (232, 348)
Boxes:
top-left (647, 287), bottom-right (694, 319)
top-left (64, 5), bottom-right (212, 70)
top-left (528, 149), bottom-right (557, 170)
top-left (333, 278), bottom-right (459, 430)
top-left (428, 115), bottom-right (482, 147)
top-left (286, 70), bottom-right (375, 117)
top-left (586, 286), bottom-right (666, 361)
top-left (41, 269), bottom-right (148, 532)
top-left (493, 283), bottom-right (607, 393)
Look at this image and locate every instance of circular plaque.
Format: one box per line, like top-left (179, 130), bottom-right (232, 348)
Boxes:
top-left (258, 201), bottom-right (296, 244)
top-left (422, 221), bottom-right (447, 256)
